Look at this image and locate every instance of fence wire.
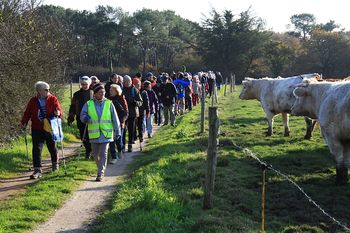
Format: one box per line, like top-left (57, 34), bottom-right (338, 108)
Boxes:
top-left (231, 142), bottom-right (350, 232)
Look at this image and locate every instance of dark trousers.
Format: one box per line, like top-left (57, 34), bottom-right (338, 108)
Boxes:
top-left (32, 129), bottom-right (58, 169)
top-left (124, 117), bottom-right (136, 145)
top-left (77, 119), bottom-right (91, 157)
top-left (109, 128), bottom-right (125, 158)
top-left (136, 114), bottom-right (145, 142)
top-left (154, 105), bottom-right (163, 125)
top-left (185, 96), bottom-right (193, 110)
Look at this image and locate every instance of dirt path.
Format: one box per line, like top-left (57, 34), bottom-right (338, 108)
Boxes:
top-left (32, 126), bottom-right (159, 233)
top-left (0, 143), bottom-right (80, 201)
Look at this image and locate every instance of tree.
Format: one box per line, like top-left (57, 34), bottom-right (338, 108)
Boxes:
top-left (290, 13), bottom-right (316, 40)
top-left (305, 29), bottom-right (350, 77)
top-left (317, 20), bottom-right (340, 32)
top-left (0, 0), bottom-right (75, 144)
top-left (199, 8), bottom-right (270, 80)
top-left (265, 40), bottom-right (294, 77)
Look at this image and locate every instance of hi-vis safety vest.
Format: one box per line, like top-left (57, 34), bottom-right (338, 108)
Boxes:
top-left (87, 99), bottom-right (114, 139)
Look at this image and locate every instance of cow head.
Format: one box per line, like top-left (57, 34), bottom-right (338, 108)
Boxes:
top-left (239, 78), bottom-right (255, 100)
top-left (291, 83), bottom-right (314, 117)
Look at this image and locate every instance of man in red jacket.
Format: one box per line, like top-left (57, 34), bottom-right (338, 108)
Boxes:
top-left (21, 81), bottom-right (63, 179)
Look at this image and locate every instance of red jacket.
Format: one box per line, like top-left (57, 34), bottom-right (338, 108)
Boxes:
top-left (21, 94), bottom-right (63, 131)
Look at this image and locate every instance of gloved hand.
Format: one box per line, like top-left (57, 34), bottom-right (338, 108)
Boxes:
top-left (67, 116), bottom-right (74, 126)
top-left (115, 135), bottom-right (121, 141)
top-left (83, 116), bottom-right (90, 123)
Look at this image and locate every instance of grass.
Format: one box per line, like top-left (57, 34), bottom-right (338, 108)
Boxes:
top-left (92, 87), bottom-right (350, 233)
top-left (0, 83), bottom-right (98, 232)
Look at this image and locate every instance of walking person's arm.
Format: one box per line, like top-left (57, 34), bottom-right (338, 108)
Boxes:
top-left (20, 98), bottom-right (34, 129)
top-left (110, 104), bottom-right (121, 139)
top-left (80, 103), bottom-right (90, 124)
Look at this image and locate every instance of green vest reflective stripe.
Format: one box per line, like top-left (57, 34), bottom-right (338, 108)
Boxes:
top-left (87, 99), bottom-right (114, 139)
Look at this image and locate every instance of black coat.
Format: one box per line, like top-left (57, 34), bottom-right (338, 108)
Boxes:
top-left (162, 82), bottom-right (177, 106)
top-left (123, 85), bottom-right (143, 118)
top-left (68, 89), bottom-right (93, 121)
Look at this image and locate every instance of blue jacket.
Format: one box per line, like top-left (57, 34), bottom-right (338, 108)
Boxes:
top-left (173, 78), bottom-right (190, 99)
top-left (80, 98), bottom-right (121, 143)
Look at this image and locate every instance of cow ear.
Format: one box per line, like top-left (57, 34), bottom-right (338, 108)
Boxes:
top-left (293, 87), bottom-right (308, 97)
top-left (242, 80), bottom-right (252, 88)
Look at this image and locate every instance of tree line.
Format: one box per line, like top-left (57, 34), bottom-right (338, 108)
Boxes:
top-left (1, 0), bottom-right (350, 144)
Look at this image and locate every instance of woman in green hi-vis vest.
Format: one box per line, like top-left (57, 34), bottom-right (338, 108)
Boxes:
top-left (80, 83), bottom-right (121, 182)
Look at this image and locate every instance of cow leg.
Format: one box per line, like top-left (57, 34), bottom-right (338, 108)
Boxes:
top-left (265, 112), bottom-right (274, 136)
top-left (338, 146), bottom-right (350, 185)
top-left (304, 117), bottom-right (317, 140)
top-left (324, 134), bottom-right (346, 184)
top-left (282, 113), bottom-right (290, 136)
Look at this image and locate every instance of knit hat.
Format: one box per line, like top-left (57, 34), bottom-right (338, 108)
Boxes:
top-left (133, 77), bottom-right (141, 86)
top-left (80, 76), bottom-right (91, 85)
top-left (143, 80), bottom-right (151, 88)
top-left (146, 72), bottom-right (153, 78)
top-left (92, 83), bottom-right (104, 93)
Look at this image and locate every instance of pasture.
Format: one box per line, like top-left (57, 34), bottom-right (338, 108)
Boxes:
top-left (93, 86), bottom-right (350, 233)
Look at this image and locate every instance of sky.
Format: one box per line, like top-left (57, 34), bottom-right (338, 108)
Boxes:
top-left (43, 0), bottom-right (350, 32)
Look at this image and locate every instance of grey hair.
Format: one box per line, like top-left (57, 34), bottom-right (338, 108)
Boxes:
top-left (110, 84), bottom-right (123, 96)
top-left (35, 81), bottom-right (50, 91)
top-left (123, 75), bottom-right (131, 83)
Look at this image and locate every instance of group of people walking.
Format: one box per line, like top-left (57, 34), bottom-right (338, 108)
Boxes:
top-left (20, 71), bottom-right (221, 182)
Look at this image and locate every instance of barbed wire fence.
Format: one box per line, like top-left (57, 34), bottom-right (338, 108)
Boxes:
top-left (230, 141), bottom-right (350, 232)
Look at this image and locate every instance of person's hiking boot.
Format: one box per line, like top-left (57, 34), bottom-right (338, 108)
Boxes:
top-left (95, 176), bottom-right (103, 182)
top-left (109, 158), bottom-right (117, 164)
top-left (52, 163), bottom-right (59, 172)
top-left (148, 133), bottom-right (152, 138)
top-left (30, 168), bottom-right (42, 179)
top-left (128, 144), bottom-right (133, 152)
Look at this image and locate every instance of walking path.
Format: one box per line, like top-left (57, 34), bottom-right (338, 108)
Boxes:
top-left (32, 126), bottom-right (159, 233)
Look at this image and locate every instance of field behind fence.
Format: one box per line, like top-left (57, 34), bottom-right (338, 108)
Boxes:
top-left (91, 85), bottom-right (350, 233)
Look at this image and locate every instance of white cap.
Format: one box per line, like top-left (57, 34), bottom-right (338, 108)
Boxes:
top-left (80, 76), bottom-right (91, 85)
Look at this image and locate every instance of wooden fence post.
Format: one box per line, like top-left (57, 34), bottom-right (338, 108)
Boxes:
top-left (214, 83), bottom-right (218, 104)
top-left (230, 73), bottom-right (233, 93)
top-left (224, 77), bottom-right (228, 96)
top-left (70, 79), bottom-right (73, 101)
top-left (200, 83), bottom-right (206, 133)
top-left (203, 107), bottom-right (219, 209)
top-left (233, 74), bottom-right (236, 91)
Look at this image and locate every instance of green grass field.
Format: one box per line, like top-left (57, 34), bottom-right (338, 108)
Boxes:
top-left (92, 87), bottom-right (350, 233)
top-left (0, 84), bottom-right (97, 233)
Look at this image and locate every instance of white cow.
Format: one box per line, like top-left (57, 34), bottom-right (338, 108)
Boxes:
top-left (239, 74), bottom-right (319, 138)
top-left (291, 79), bottom-right (350, 184)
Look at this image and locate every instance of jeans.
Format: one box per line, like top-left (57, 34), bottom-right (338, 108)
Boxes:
top-left (146, 113), bottom-right (154, 135)
top-left (109, 128), bottom-right (125, 159)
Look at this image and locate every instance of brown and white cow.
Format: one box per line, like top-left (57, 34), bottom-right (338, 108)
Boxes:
top-left (239, 74), bottom-right (319, 138)
top-left (291, 79), bottom-right (350, 184)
